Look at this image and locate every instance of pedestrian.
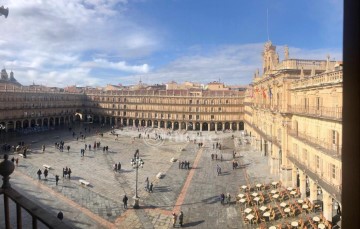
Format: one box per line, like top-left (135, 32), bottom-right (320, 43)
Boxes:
top-left (11, 157), bottom-right (15, 163)
top-left (37, 169), bottom-right (42, 180)
top-left (85, 144), bottom-right (87, 150)
top-left (57, 211), bottom-right (63, 220)
top-left (145, 177), bottom-right (149, 191)
top-left (118, 162), bottom-right (121, 171)
top-left (42, 145), bottom-right (45, 152)
top-left (149, 183), bottom-right (153, 193)
top-left (55, 175), bottom-right (59, 185)
top-left (215, 154), bottom-right (218, 160)
top-left (220, 193), bottom-right (225, 204)
top-left (220, 154), bottom-right (223, 162)
top-left (123, 195), bottom-right (128, 209)
top-left (227, 193), bottom-right (231, 205)
top-left (44, 168), bottom-right (48, 179)
top-left (178, 160), bottom-right (181, 169)
top-left (68, 168), bottom-right (72, 179)
top-left (172, 212), bottom-right (177, 227)
top-left (179, 211), bottom-right (184, 227)
top-left (15, 158), bottom-right (19, 166)
top-left (62, 168), bottom-right (65, 178)
top-left (67, 145), bottom-right (70, 152)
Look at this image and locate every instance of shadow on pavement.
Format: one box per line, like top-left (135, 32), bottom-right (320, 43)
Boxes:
top-left (182, 220), bottom-right (205, 227)
top-left (201, 195), bottom-right (219, 204)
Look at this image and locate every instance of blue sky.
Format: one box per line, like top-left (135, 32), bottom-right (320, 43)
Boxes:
top-left (0, 0), bottom-right (343, 87)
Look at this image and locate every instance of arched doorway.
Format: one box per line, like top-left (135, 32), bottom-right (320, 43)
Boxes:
top-left (195, 122), bottom-right (200, 131)
top-left (239, 121), bottom-right (244, 130)
top-left (188, 122), bottom-right (193, 131)
top-left (23, 120), bottom-right (29, 129)
top-left (123, 118), bottom-right (128, 126)
top-left (174, 122), bottom-right (179, 130)
top-left (60, 117), bottom-right (65, 125)
top-left (160, 121), bottom-right (165, 128)
top-left (75, 114), bottom-right (81, 122)
top-left (202, 122), bottom-right (208, 131)
top-left (217, 122), bottom-right (223, 131)
top-left (55, 117), bottom-right (60, 126)
top-left (135, 119), bottom-right (139, 127)
top-left (210, 122), bottom-right (215, 131)
top-left (154, 120), bottom-right (158, 128)
top-left (129, 119), bottom-right (133, 126)
top-left (232, 122), bottom-right (237, 130)
top-left (30, 119), bottom-right (36, 127)
top-left (181, 122), bottom-right (186, 130)
top-left (16, 121), bottom-right (21, 129)
top-left (225, 122), bottom-right (230, 130)
top-left (141, 120), bottom-right (146, 127)
top-left (147, 120), bottom-right (152, 127)
top-left (167, 121), bottom-right (172, 129)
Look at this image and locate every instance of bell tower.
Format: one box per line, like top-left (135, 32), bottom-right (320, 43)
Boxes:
top-left (262, 41), bottom-right (278, 75)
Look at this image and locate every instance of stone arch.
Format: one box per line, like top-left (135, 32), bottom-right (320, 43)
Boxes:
top-left (154, 120), bottom-right (158, 127)
top-left (49, 117), bottom-right (55, 126)
top-left (23, 119), bottom-right (29, 128)
top-left (74, 112), bottom-right (83, 121)
top-left (7, 121), bottom-right (14, 131)
top-left (141, 120), bottom-right (146, 127)
top-left (30, 119), bottom-right (36, 127)
top-left (160, 121), bottom-right (165, 128)
top-left (188, 122), bottom-right (193, 131)
top-left (55, 117), bottom-right (60, 126)
top-left (60, 117), bottom-right (65, 125)
top-left (239, 121), bottom-right (244, 130)
top-left (174, 122), bottom-right (179, 130)
top-left (225, 122), bottom-right (230, 130)
top-left (147, 120), bottom-right (152, 127)
top-left (181, 122), bottom-right (186, 130)
top-left (135, 119), bottom-right (139, 127)
top-left (166, 121), bottom-right (172, 129)
top-left (129, 119), bottom-right (134, 126)
top-left (195, 122), bottom-right (200, 131)
top-left (123, 118), bottom-right (128, 126)
top-left (16, 121), bottom-right (22, 129)
top-left (232, 122), bottom-right (237, 130)
top-left (210, 122), bottom-right (215, 131)
top-left (202, 122), bottom-right (208, 131)
top-left (217, 122), bottom-right (222, 130)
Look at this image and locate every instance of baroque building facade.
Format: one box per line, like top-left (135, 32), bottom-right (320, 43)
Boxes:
top-left (244, 41), bottom-right (342, 220)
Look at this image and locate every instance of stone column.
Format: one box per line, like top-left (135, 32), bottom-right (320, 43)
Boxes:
top-left (110, 118), bottom-right (113, 126)
top-left (21, 120), bottom-right (24, 128)
top-left (115, 118), bottom-right (118, 126)
top-left (299, 171), bottom-right (307, 199)
top-left (172, 122), bottom-right (174, 129)
top-left (200, 123), bottom-right (202, 131)
top-left (322, 190), bottom-right (333, 220)
top-left (309, 179), bottom-right (318, 203)
top-left (208, 124), bottom-right (210, 131)
top-left (152, 121), bottom-right (154, 128)
top-left (215, 123), bottom-right (218, 131)
top-left (222, 124), bottom-right (225, 131)
top-left (186, 123), bottom-right (188, 130)
top-left (292, 164), bottom-right (298, 188)
top-left (133, 121), bottom-right (136, 127)
top-left (237, 122), bottom-right (240, 131)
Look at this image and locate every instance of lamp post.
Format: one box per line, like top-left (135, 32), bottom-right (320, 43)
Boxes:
top-left (130, 149), bottom-right (144, 209)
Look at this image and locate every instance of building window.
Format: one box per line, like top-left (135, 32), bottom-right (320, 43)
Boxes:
top-left (189, 115), bottom-right (192, 120)
top-left (197, 100), bottom-right (199, 104)
top-left (211, 115), bottom-right (214, 120)
top-left (135, 112), bottom-right (138, 117)
top-left (226, 100), bottom-right (229, 104)
top-left (123, 112), bottom-right (126, 116)
top-left (189, 99), bottom-right (192, 104)
top-left (196, 115), bottom-right (199, 120)
top-left (315, 155), bottom-right (320, 169)
top-left (331, 164), bottom-right (336, 179)
top-left (316, 97), bottom-right (321, 110)
top-left (332, 130), bottom-right (337, 144)
top-left (218, 107), bottom-right (222, 111)
top-left (155, 113), bottom-right (157, 118)
top-left (196, 107), bottom-right (199, 112)
top-left (168, 114), bottom-right (171, 118)
top-left (183, 114), bottom-right (185, 119)
top-left (161, 114), bottom-right (164, 118)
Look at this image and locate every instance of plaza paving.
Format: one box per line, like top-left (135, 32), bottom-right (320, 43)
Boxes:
top-left (1, 124), bottom-right (278, 229)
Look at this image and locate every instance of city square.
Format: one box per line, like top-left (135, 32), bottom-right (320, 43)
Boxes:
top-left (1, 124), bottom-right (279, 228)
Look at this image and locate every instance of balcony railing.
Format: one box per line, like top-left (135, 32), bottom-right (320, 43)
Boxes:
top-left (287, 151), bottom-right (341, 202)
top-left (287, 105), bottom-right (342, 121)
top-left (291, 70), bottom-right (343, 89)
top-left (288, 128), bottom-right (342, 159)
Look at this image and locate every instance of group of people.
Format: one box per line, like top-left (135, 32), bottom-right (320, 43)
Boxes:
top-left (62, 167), bottom-right (72, 179)
top-left (172, 211), bottom-right (184, 227)
top-left (113, 162), bottom-right (122, 171)
top-left (220, 193), bottom-right (232, 205)
top-left (37, 168), bottom-right (49, 180)
top-left (145, 177), bottom-right (154, 192)
top-left (212, 142), bottom-right (222, 150)
top-left (211, 153), bottom-right (222, 161)
top-left (178, 160), bottom-right (191, 169)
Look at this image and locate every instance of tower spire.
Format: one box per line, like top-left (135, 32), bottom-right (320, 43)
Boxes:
top-left (267, 8), bottom-right (270, 41)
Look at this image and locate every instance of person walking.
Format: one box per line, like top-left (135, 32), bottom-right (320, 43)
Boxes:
top-left (123, 195), bottom-right (128, 209)
top-left (220, 193), bottom-right (225, 204)
top-left (172, 212), bottom-right (177, 227)
top-left (149, 183), bottom-right (153, 193)
top-left (145, 177), bottom-right (149, 191)
top-left (44, 168), bottom-right (48, 180)
top-left (37, 169), bottom-right (42, 180)
top-left (15, 158), bottom-right (19, 167)
top-left (57, 211), bottom-right (63, 220)
top-left (226, 193), bottom-right (231, 205)
top-left (68, 168), bottom-right (72, 179)
top-left (178, 211), bottom-right (184, 227)
top-left (55, 175), bottom-right (59, 185)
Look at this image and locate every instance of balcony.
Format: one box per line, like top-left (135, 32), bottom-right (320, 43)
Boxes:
top-left (287, 152), bottom-right (341, 202)
top-left (244, 121), bottom-right (281, 148)
top-left (288, 128), bottom-right (341, 160)
top-left (287, 105), bottom-right (342, 121)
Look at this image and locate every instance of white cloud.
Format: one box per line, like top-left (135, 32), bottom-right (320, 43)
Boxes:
top-left (0, 0), bottom-right (158, 86)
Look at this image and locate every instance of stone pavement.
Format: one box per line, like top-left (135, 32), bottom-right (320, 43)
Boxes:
top-left (1, 124), bottom-right (279, 228)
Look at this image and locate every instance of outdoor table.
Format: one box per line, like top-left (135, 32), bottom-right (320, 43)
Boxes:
top-left (291, 221), bottom-right (299, 227)
top-left (263, 212), bottom-right (270, 217)
top-left (284, 208), bottom-right (290, 213)
top-left (297, 199), bottom-right (304, 204)
top-left (287, 187), bottom-right (293, 191)
top-left (302, 204), bottom-right (309, 209)
top-left (241, 185), bottom-right (248, 190)
top-left (271, 181), bottom-right (278, 188)
top-left (318, 223), bottom-right (326, 229)
top-left (253, 197), bottom-right (260, 204)
top-left (256, 183), bottom-right (262, 188)
top-left (260, 206), bottom-right (267, 211)
top-left (272, 194), bottom-right (279, 199)
top-left (290, 191), bottom-right (296, 196)
top-left (313, 216), bottom-right (320, 222)
top-left (280, 202), bottom-right (287, 208)
top-left (246, 214), bottom-right (254, 220)
top-left (269, 226), bottom-right (277, 229)
top-left (270, 190), bottom-right (278, 194)
top-left (244, 208), bottom-right (252, 214)
top-left (239, 198), bottom-right (246, 203)
top-left (238, 193), bottom-right (245, 198)
top-left (251, 192), bottom-right (258, 197)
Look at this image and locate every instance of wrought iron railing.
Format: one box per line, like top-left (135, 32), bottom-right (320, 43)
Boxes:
top-left (287, 105), bottom-right (342, 120)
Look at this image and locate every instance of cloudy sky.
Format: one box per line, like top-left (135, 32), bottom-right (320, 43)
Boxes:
top-left (0, 0), bottom-right (343, 87)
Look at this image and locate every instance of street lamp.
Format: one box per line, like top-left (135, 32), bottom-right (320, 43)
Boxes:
top-left (130, 149), bottom-right (144, 209)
